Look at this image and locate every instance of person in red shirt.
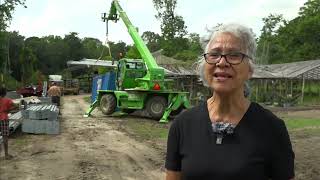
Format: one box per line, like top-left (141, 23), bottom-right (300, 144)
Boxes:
top-left (0, 87), bottom-right (16, 160)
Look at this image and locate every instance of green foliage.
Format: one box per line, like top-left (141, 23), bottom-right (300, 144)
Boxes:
top-left (152, 0), bottom-right (187, 39)
top-left (142, 31), bottom-right (161, 52)
top-left (173, 50), bottom-right (198, 61)
top-left (0, 0), bottom-right (26, 31)
top-left (108, 41), bottom-right (128, 60)
top-left (124, 118), bottom-right (169, 140)
top-left (126, 45), bottom-right (141, 59)
top-left (284, 118), bottom-right (320, 130)
top-left (19, 46), bottom-right (37, 84)
top-left (1, 73), bottom-right (21, 90)
top-left (82, 37), bottom-right (105, 59)
top-left (257, 0), bottom-right (320, 64)
top-left (64, 32), bottom-right (84, 61)
top-left (256, 14), bottom-right (286, 64)
top-left (0, 0), bottom-right (26, 83)
top-left (152, 0), bottom-right (188, 56)
top-left (188, 33), bottom-right (202, 53)
top-left (7, 31), bottom-right (25, 80)
top-left (83, 95), bottom-right (91, 103)
top-left (299, 0), bottom-right (320, 17)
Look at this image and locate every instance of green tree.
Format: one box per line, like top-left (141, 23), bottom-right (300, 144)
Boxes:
top-left (257, 14), bottom-right (286, 64)
top-left (299, 0), bottom-right (320, 17)
top-left (108, 41), bottom-right (128, 60)
top-left (0, 0), bottom-right (26, 86)
top-left (64, 32), bottom-right (84, 61)
top-left (41, 35), bottom-right (68, 74)
top-left (19, 46), bottom-right (37, 84)
top-left (7, 31), bottom-right (25, 81)
top-left (257, 0), bottom-right (320, 64)
top-left (142, 31), bottom-right (161, 52)
top-left (0, 0), bottom-right (26, 31)
top-left (152, 0), bottom-right (188, 56)
top-left (188, 33), bottom-right (202, 54)
top-left (126, 45), bottom-right (141, 59)
top-left (82, 37), bottom-right (105, 59)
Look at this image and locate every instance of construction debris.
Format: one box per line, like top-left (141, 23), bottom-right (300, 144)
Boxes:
top-left (21, 104), bottom-right (60, 135)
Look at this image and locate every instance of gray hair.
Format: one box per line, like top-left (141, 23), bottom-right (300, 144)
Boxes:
top-left (196, 23), bottom-right (257, 96)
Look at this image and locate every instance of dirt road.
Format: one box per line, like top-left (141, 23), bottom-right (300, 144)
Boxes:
top-left (0, 95), bottom-right (165, 180)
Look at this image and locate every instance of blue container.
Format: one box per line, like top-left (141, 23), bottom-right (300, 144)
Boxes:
top-left (91, 72), bottom-right (116, 103)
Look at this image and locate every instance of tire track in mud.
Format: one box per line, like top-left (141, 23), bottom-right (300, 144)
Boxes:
top-left (63, 95), bottom-right (165, 180)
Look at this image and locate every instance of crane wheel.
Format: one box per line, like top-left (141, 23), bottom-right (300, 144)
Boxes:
top-left (100, 94), bottom-right (116, 115)
top-left (146, 96), bottom-right (167, 120)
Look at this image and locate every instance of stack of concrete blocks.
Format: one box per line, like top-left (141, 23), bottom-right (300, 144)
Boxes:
top-left (22, 104), bottom-right (60, 134)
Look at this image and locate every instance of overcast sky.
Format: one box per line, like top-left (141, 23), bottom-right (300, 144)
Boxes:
top-left (8, 0), bottom-right (307, 44)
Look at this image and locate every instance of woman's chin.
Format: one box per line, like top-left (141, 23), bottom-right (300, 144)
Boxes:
top-left (211, 87), bottom-right (233, 95)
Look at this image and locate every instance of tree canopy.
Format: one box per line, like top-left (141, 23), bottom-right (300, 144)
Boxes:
top-left (2, 0), bottom-right (320, 88)
top-left (257, 0), bottom-right (320, 64)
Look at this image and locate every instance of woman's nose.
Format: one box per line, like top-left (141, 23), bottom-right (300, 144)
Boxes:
top-left (216, 56), bottom-right (230, 67)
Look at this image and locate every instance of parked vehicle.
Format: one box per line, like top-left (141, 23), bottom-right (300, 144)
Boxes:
top-left (63, 79), bottom-right (80, 95)
top-left (85, 0), bottom-right (190, 123)
top-left (17, 84), bottom-right (42, 97)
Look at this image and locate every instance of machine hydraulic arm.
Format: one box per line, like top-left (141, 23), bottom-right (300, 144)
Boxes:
top-left (104, 0), bottom-right (163, 75)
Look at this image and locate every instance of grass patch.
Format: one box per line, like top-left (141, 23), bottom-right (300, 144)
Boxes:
top-left (284, 118), bottom-right (320, 130)
top-left (13, 138), bottom-right (29, 146)
top-left (83, 96), bottom-right (91, 103)
top-left (125, 119), bottom-right (169, 140)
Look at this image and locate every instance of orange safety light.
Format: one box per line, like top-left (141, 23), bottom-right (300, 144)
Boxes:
top-left (153, 83), bottom-right (161, 90)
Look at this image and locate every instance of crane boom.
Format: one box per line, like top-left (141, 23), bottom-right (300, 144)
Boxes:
top-left (106, 0), bottom-right (161, 71)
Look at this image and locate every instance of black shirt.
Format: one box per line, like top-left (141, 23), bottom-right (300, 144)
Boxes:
top-left (165, 102), bottom-right (295, 180)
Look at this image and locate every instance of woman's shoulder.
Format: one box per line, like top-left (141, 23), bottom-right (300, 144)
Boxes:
top-left (249, 102), bottom-right (286, 129)
top-left (250, 102), bottom-right (278, 118)
top-left (173, 102), bottom-right (207, 125)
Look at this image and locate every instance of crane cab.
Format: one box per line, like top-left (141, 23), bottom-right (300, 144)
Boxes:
top-left (117, 58), bottom-right (147, 90)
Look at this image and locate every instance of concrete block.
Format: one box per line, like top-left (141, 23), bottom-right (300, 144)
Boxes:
top-left (34, 120), bottom-right (47, 134)
top-left (22, 119), bottom-right (35, 133)
top-left (22, 119), bottom-right (60, 135)
top-left (46, 120), bottom-right (60, 135)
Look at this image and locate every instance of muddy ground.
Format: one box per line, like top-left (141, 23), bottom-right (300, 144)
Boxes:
top-left (0, 95), bottom-right (319, 180)
top-left (0, 95), bottom-right (164, 180)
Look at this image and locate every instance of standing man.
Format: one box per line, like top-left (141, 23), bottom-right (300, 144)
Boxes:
top-left (47, 82), bottom-right (62, 107)
top-left (0, 87), bottom-right (16, 160)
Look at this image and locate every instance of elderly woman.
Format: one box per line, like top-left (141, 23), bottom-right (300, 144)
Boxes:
top-left (165, 23), bottom-right (295, 180)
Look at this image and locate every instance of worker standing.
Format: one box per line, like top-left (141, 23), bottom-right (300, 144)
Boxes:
top-left (47, 82), bottom-right (62, 107)
top-left (0, 87), bottom-right (16, 160)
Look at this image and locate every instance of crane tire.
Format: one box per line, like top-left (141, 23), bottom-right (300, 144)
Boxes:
top-left (146, 96), bottom-right (167, 120)
top-left (100, 94), bottom-right (116, 115)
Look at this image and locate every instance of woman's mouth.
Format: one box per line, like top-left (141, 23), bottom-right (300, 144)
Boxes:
top-left (213, 72), bottom-right (232, 81)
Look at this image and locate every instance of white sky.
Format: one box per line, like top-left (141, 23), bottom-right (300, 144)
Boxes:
top-left (8, 0), bottom-right (307, 45)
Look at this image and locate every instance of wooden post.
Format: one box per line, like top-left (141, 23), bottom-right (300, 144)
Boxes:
top-left (255, 80), bottom-right (259, 102)
top-left (290, 79), bottom-right (293, 95)
top-left (301, 75), bottom-right (305, 103)
top-left (189, 77), bottom-right (194, 101)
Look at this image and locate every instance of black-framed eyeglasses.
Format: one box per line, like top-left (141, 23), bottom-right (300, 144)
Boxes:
top-left (203, 52), bottom-right (252, 65)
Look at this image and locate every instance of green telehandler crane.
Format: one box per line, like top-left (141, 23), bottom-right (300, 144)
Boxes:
top-left (85, 0), bottom-right (190, 123)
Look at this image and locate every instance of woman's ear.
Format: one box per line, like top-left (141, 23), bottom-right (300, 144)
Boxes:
top-left (247, 68), bottom-right (253, 79)
top-left (247, 61), bottom-right (254, 80)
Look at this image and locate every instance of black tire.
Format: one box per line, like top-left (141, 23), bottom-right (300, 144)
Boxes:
top-left (100, 94), bottom-right (116, 115)
top-left (146, 96), bottom-right (167, 120)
